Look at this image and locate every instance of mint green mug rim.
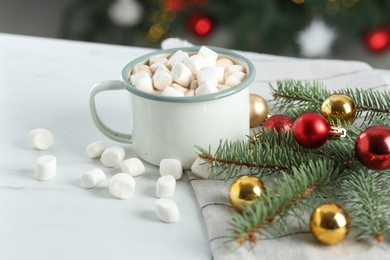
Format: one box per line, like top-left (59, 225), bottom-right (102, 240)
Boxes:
top-left (120, 46), bottom-right (256, 103)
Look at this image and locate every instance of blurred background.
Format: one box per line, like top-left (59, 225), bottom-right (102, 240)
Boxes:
top-left (1, 0), bottom-right (389, 69)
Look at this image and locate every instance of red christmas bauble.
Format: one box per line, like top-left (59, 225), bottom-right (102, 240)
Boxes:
top-left (263, 114), bottom-right (294, 133)
top-left (355, 126), bottom-right (390, 170)
top-left (293, 112), bottom-right (330, 148)
top-left (364, 26), bottom-right (390, 53)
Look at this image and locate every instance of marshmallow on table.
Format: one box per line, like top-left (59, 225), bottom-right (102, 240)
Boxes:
top-left (195, 81), bottom-right (219, 96)
top-left (156, 198), bottom-right (180, 223)
top-left (159, 159), bottom-right (183, 180)
top-left (130, 72), bottom-right (154, 92)
top-left (120, 158), bottom-right (145, 177)
top-left (171, 63), bottom-right (192, 87)
top-left (156, 175), bottom-right (176, 198)
top-left (101, 146), bottom-right (125, 168)
top-left (167, 50), bottom-right (189, 68)
top-left (109, 173), bottom-right (136, 199)
top-left (183, 54), bottom-right (207, 74)
top-left (153, 71), bottom-right (172, 91)
top-left (161, 86), bottom-right (185, 97)
top-left (27, 128), bottom-right (54, 150)
top-left (80, 168), bottom-right (106, 188)
top-left (191, 157), bottom-right (212, 179)
top-left (36, 154), bottom-right (56, 181)
top-left (86, 140), bottom-right (107, 159)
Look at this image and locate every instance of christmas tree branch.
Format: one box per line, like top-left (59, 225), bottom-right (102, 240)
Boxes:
top-left (196, 130), bottom-right (343, 180)
top-left (343, 88), bottom-right (390, 113)
top-left (229, 160), bottom-right (340, 245)
top-left (270, 80), bottom-right (329, 118)
top-left (197, 126), bottom-right (358, 181)
top-left (271, 80), bottom-right (329, 106)
top-left (195, 79), bottom-right (390, 248)
top-left (270, 80), bottom-right (390, 121)
top-left (340, 168), bottom-right (390, 242)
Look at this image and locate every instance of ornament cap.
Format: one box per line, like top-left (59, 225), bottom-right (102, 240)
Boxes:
top-left (329, 125), bottom-right (347, 139)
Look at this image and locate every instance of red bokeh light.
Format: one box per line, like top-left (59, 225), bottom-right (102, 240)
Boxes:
top-left (364, 27), bottom-right (390, 52)
top-left (194, 17), bottom-right (212, 35)
top-left (164, 0), bottom-right (208, 11)
top-left (188, 13), bottom-right (213, 36)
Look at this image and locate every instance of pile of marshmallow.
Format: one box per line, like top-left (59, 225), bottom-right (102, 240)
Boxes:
top-left (27, 128), bottom-right (198, 224)
top-left (129, 46), bottom-right (247, 97)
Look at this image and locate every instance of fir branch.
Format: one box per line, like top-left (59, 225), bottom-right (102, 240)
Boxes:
top-left (196, 79), bottom-right (390, 247)
top-left (197, 138), bottom-right (291, 180)
top-left (343, 88), bottom-right (390, 113)
top-left (197, 130), bottom-right (343, 180)
top-left (270, 80), bottom-right (329, 113)
top-left (229, 160), bottom-right (340, 245)
top-left (342, 88), bottom-right (390, 123)
top-left (270, 80), bottom-right (390, 122)
top-left (341, 168), bottom-right (390, 242)
top-left (198, 127), bottom-right (358, 180)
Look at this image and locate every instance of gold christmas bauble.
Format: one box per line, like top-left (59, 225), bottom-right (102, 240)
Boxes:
top-left (321, 94), bottom-right (357, 124)
top-left (250, 94), bottom-right (269, 128)
top-left (229, 176), bottom-right (265, 212)
top-left (310, 203), bottom-right (350, 245)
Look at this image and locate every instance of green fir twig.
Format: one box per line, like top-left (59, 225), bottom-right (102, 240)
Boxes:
top-left (197, 79), bottom-right (390, 246)
top-left (341, 168), bottom-right (390, 242)
top-left (230, 160), bottom-right (341, 245)
top-left (270, 80), bottom-right (390, 122)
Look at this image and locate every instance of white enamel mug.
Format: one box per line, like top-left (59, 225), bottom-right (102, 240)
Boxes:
top-left (89, 46), bottom-right (256, 169)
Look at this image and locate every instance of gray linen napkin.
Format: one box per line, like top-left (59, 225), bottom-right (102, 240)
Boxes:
top-left (188, 51), bottom-right (390, 260)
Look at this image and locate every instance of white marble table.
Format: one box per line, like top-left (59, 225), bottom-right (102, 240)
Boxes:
top-left (0, 33), bottom-right (211, 260)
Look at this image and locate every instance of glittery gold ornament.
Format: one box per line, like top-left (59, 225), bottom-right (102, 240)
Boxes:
top-left (250, 94), bottom-right (269, 128)
top-left (229, 176), bottom-right (265, 212)
top-left (321, 94), bottom-right (357, 124)
top-left (310, 203), bottom-right (350, 245)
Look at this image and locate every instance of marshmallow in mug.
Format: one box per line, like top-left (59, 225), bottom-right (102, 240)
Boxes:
top-left (129, 46), bottom-right (247, 97)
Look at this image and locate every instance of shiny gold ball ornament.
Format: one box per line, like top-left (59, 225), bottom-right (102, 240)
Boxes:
top-left (250, 94), bottom-right (269, 128)
top-left (321, 93), bottom-right (357, 124)
top-left (229, 176), bottom-right (265, 212)
top-left (310, 203), bottom-right (350, 245)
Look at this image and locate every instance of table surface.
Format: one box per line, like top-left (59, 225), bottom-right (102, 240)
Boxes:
top-left (0, 33), bottom-right (211, 260)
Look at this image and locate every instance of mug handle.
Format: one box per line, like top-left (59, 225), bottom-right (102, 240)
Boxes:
top-left (89, 80), bottom-right (132, 143)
